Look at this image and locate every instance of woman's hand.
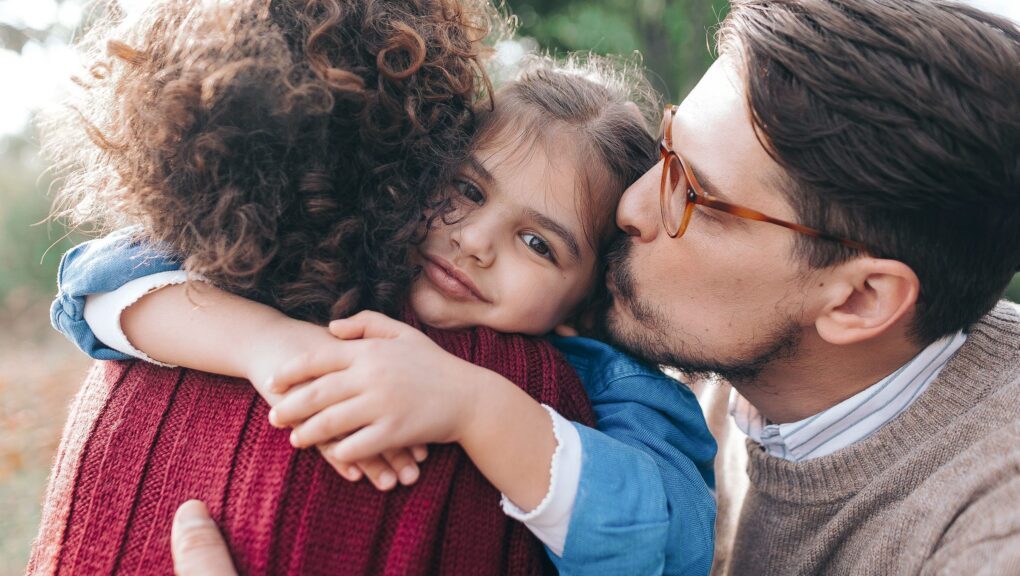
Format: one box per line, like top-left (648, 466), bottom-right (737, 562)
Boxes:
top-left (268, 311), bottom-right (482, 467)
top-left (171, 500), bottom-right (237, 576)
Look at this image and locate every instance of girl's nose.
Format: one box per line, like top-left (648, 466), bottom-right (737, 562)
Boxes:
top-left (451, 214), bottom-right (496, 268)
top-left (616, 164), bottom-right (662, 244)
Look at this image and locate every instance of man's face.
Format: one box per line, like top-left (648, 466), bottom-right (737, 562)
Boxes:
top-left (604, 55), bottom-right (816, 381)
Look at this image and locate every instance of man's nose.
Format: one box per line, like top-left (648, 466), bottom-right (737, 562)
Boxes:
top-left (452, 214), bottom-right (496, 267)
top-left (616, 164), bottom-right (662, 243)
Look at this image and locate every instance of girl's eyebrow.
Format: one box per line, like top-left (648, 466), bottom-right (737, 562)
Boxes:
top-left (523, 207), bottom-right (581, 264)
top-left (466, 154), bottom-right (581, 263)
top-left (464, 156), bottom-right (496, 186)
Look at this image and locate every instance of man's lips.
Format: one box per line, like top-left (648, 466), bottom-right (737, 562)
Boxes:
top-left (422, 255), bottom-right (489, 302)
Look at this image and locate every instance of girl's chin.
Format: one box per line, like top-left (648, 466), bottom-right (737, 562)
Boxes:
top-left (416, 316), bottom-right (473, 332)
top-left (407, 297), bottom-right (470, 331)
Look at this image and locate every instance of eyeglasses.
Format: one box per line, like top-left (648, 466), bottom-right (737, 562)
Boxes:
top-left (658, 104), bottom-right (869, 252)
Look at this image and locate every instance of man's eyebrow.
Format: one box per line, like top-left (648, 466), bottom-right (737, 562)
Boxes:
top-left (523, 207), bottom-right (582, 264)
top-left (685, 157), bottom-right (732, 202)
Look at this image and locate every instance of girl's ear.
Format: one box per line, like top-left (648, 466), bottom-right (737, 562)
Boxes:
top-left (553, 324), bottom-right (580, 337)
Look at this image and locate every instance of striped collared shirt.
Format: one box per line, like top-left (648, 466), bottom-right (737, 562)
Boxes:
top-left (729, 331), bottom-right (968, 462)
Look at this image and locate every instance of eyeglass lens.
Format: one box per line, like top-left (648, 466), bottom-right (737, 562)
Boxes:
top-left (663, 154), bottom-right (686, 236)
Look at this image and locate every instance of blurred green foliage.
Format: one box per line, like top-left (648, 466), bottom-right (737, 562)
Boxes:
top-left (509, 0), bottom-right (730, 100)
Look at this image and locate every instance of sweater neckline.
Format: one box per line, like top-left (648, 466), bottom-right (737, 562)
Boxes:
top-left (743, 301), bottom-right (1020, 504)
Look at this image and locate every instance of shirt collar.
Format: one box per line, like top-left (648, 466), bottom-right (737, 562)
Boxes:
top-left (729, 331), bottom-right (967, 462)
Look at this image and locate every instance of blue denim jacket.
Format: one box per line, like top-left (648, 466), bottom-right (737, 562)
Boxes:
top-left (51, 234), bottom-right (716, 575)
top-left (550, 336), bottom-right (716, 576)
top-left (50, 228), bottom-right (181, 360)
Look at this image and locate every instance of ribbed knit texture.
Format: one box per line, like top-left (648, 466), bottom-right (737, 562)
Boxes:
top-left (721, 301), bottom-right (1020, 575)
top-left (28, 321), bottom-right (595, 575)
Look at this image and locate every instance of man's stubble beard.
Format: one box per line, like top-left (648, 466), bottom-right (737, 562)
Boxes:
top-left (600, 236), bottom-right (802, 384)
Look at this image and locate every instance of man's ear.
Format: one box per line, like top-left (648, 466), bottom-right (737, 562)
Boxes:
top-left (814, 258), bottom-right (920, 346)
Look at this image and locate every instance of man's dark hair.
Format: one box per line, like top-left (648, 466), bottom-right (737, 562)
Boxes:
top-left (719, 0), bottom-right (1020, 343)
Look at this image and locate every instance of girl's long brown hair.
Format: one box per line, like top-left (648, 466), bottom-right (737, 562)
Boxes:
top-left (45, 0), bottom-right (502, 322)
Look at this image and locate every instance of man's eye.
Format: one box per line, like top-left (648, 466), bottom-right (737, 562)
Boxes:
top-left (454, 180), bottom-right (485, 205)
top-left (694, 207), bottom-right (721, 224)
top-left (521, 232), bottom-right (554, 261)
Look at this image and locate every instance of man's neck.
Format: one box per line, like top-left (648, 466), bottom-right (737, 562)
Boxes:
top-left (733, 328), bottom-right (923, 425)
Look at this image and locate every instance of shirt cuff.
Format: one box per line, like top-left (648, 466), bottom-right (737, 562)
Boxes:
top-left (500, 405), bottom-right (582, 557)
top-left (83, 270), bottom-right (197, 368)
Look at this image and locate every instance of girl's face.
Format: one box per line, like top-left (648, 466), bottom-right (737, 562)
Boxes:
top-left (409, 138), bottom-right (601, 335)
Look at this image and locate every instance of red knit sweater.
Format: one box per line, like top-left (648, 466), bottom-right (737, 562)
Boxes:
top-left (29, 324), bottom-right (594, 575)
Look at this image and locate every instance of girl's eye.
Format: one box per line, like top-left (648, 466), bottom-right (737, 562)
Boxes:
top-left (521, 232), bottom-right (555, 261)
top-left (454, 179), bottom-right (485, 205)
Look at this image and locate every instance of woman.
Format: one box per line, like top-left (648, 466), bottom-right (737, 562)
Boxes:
top-left (29, 0), bottom-right (596, 573)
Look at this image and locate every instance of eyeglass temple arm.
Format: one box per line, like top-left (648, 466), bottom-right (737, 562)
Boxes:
top-left (694, 194), bottom-right (871, 252)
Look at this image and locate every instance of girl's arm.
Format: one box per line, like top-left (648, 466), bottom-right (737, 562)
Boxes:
top-left (51, 230), bottom-right (332, 399)
top-left (547, 336), bottom-right (717, 576)
top-left (52, 228), bottom-right (183, 360)
top-left (268, 311), bottom-right (559, 509)
top-left (269, 313), bottom-right (717, 574)
top-left (53, 232), bottom-right (425, 488)
top-left (118, 281), bottom-right (333, 402)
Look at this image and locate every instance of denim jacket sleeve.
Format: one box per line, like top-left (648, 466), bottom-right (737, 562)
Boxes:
top-left (549, 336), bottom-right (717, 576)
top-left (50, 228), bottom-right (182, 359)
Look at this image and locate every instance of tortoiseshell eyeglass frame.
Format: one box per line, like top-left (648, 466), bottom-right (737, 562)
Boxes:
top-left (658, 104), bottom-right (870, 253)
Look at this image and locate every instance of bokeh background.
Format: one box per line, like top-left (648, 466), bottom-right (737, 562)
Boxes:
top-left (1, 0), bottom-right (1018, 572)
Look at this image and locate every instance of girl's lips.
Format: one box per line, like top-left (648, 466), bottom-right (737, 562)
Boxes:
top-left (422, 256), bottom-right (489, 302)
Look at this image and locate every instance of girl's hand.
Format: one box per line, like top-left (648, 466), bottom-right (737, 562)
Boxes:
top-left (318, 444), bottom-right (429, 491)
top-left (268, 311), bottom-right (481, 465)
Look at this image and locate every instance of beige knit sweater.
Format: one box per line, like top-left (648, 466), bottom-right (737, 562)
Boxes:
top-left (708, 301), bottom-right (1020, 575)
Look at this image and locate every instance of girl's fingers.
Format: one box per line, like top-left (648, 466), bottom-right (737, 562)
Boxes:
top-left (381, 449), bottom-right (420, 486)
top-left (269, 344), bottom-right (357, 394)
top-left (329, 310), bottom-right (407, 340)
top-left (316, 441), bottom-right (361, 481)
top-left (327, 424), bottom-right (398, 465)
top-left (410, 444), bottom-right (429, 463)
top-left (269, 373), bottom-right (357, 428)
top-left (353, 456), bottom-right (401, 491)
top-left (289, 398), bottom-right (373, 448)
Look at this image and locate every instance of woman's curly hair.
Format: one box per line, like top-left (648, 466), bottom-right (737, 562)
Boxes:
top-left (44, 0), bottom-right (503, 322)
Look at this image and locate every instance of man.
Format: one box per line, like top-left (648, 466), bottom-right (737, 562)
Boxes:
top-left (173, 0), bottom-right (1020, 573)
top-left (605, 0), bottom-right (1020, 573)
